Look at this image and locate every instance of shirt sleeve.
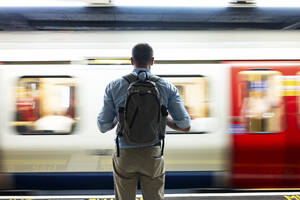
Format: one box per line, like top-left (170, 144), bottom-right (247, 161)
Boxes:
top-left (97, 83), bottom-right (116, 133)
top-left (167, 84), bottom-right (191, 129)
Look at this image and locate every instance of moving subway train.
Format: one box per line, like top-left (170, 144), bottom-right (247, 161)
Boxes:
top-left (1, 31), bottom-right (300, 190)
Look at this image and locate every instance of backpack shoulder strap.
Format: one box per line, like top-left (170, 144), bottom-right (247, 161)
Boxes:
top-left (123, 73), bottom-right (137, 84)
top-left (149, 75), bottom-right (160, 82)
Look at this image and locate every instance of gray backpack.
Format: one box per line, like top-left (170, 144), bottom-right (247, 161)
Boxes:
top-left (117, 71), bottom-right (168, 156)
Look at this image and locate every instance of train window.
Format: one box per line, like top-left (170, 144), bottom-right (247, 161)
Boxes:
top-left (13, 76), bottom-right (77, 135)
top-left (161, 75), bottom-right (209, 133)
top-left (238, 71), bottom-right (284, 133)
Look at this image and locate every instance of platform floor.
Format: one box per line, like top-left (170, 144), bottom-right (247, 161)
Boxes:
top-left (0, 190), bottom-right (299, 200)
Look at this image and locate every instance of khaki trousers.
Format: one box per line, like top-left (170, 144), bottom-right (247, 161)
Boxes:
top-left (112, 145), bottom-right (165, 200)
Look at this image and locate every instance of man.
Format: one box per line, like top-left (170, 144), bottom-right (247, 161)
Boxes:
top-left (97, 43), bottom-right (191, 200)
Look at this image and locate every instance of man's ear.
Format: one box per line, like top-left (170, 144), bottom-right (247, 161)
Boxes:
top-left (131, 57), bottom-right (135, 66)
top-left (150, 57), bottom-right (154, 65)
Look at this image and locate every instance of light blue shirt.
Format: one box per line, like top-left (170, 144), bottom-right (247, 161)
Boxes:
top-left (97, 68), bottom-right (191, 148)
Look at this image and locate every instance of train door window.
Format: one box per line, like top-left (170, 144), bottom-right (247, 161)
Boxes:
top-left (13, 76), bottom-right (77, 134)
top-left (161, 75), bottom-right (209, 133)
top-left (238, 70), bottom-right (284, 133)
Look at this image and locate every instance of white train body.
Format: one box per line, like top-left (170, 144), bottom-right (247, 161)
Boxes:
top-left (0, 64), bottom-right (229, 173)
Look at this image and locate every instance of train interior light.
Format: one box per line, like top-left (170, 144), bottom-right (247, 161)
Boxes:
top-left (88, 58), bottom-right (131, 65)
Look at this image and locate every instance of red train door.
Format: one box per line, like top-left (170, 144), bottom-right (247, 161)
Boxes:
top-left (227, 61), bottom-right (300, 188)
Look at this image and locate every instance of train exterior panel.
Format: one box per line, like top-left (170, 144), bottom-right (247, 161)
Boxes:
top-left (1, 31), bottom-right (300, 190)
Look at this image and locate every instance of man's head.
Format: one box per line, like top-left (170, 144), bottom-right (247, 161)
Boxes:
top-left (131, 43), bottom-right (154, 69)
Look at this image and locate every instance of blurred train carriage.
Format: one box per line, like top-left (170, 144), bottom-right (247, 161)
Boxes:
top-left (229, 62), bottom-right (300, 188)
top-left (0, 31), bottom-right (300, 190)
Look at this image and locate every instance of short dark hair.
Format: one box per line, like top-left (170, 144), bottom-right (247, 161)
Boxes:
top-left (132, 43), bottom-right (153, 67)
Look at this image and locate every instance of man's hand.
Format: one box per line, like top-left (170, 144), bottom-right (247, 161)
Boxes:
top-left (166, 116), bottom-right (190, 133)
